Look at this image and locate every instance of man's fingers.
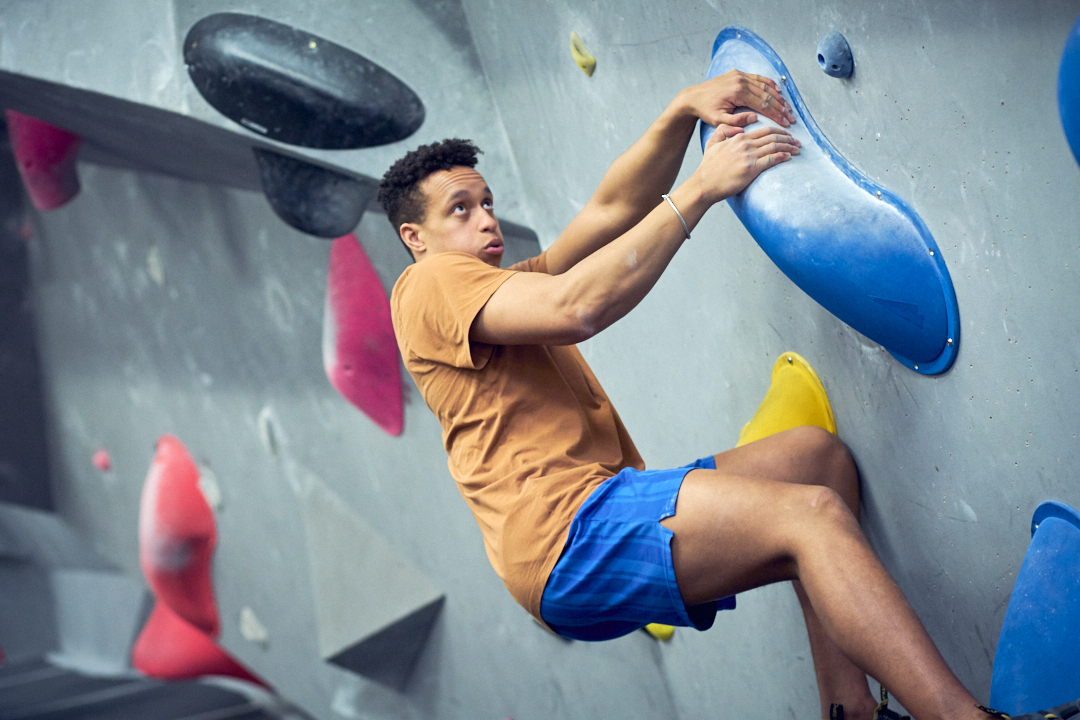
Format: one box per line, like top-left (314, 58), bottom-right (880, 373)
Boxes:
top-left (755, 151), bottom-right (792, 171)
top-left (741, 127), bottom-right (801, 149)
top-left (746, 73), bottom-right (782, 97)
top-left (742, 78), bottom-right (795, 126)
top-left (716, 111), bottom-right (758, 128)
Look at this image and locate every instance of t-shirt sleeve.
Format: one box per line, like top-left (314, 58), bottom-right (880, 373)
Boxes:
top-left (392, 253), bottom-right (517, 370)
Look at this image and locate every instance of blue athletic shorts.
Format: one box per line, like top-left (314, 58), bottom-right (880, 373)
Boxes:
top-left (539, 456), bottom-right (736, 641)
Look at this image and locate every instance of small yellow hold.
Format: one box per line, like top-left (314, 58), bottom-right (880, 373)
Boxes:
top-left (644, 623), bottom-right (674, 641)
top-left (570, 32), bottom-right (596, 77)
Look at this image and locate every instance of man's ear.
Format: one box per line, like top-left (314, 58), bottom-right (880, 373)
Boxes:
top-left (399, 223), bottom-right (425, 256)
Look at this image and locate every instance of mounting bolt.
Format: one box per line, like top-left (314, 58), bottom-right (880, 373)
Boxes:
top-left (914, 364), bottom-right (919, 370)
top-left (875, 191), bottom-right (882, 199)
top-left (787, 356), bottom-right (793, 363)
top-left (947, 338), bottom-right (954, 346)
top-left (930, 249), bottom-right (935, 256)
top-left (781, 75), bottom-right (787, 84)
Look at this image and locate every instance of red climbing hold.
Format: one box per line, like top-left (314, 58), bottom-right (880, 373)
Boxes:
top-left (139, 434), bottom-right (219, 636)
top-left (5, 110), bottom-right (82, 210)
top-left (323, 233), bottom-right (404, 436)
top-left (132, 601), bottom-right (268, 687)
top-left (92, 448), bottom-right (112, 471)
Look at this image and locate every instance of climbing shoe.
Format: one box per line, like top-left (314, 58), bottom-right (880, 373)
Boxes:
top-left (977, 699), bottom-right (1080, 720)
top-left (826, 687), bottom-right (910, 720)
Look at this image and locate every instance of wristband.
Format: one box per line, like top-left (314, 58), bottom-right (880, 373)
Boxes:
top-left (661, 194), bottom-right (691, 240)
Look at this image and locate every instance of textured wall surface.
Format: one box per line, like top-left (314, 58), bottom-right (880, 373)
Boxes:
top-left (2, 1), bottom-right (1079, 719)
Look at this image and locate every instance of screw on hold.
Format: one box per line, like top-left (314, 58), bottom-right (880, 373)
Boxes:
top-left (930, 249), bottom-right (935, 256)
top-left (914, 364), bottom-right (919, 370)
top-left (875, 191), bottom-right (882, 199)
top-left (781, 75), bottom-right (787, 84)
top-left (947, 338), bottom-right (954, 346)
top-left (787, 356), bottom-right (793, 363)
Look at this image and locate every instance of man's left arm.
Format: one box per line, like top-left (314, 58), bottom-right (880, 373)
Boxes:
top-left (543, 70), bottom-right (795, 276)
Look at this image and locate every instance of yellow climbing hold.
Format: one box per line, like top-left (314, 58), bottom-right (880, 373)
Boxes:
top-left (737, 352), bottom-right (836, 447)
top-left (570, 32), bottom-right (596, 76)
top-left (644, 623), bottom-right (674, 641)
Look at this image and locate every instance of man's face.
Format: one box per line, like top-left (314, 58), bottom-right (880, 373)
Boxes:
top-left (413, 166), bottom-right (504, 267)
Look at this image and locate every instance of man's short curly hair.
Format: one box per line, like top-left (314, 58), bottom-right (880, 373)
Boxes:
top-left (377, 138), bottom-right (482, 255)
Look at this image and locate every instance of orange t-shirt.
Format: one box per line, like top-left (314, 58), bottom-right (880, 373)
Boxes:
top-left (391, 251), bottom-right (643, 620)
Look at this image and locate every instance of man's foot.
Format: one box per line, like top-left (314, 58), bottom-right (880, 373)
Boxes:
top-left (977, 699), bottom-right (1080, 720)
top-left (827, 688), bottom-right (910, 720)
top-left (738, 352), bottom-right (836, 447)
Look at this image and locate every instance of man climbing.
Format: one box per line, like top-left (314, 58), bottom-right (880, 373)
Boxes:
top-left (380, 70), bottom-right (1077, 720)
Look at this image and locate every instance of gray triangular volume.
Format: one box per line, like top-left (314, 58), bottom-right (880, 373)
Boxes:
top-left (327, 596), bottom-right (443, 690)
top-left (302, 476), bottom-right (444, 689)
top-left (870, 296), bottom-right (925, 329)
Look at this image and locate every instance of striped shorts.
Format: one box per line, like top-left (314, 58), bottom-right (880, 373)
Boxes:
top-left (539, 456), bottom-right (736, 641)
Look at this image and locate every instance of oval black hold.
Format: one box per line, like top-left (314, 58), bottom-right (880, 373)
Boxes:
top-left (254, 148), bottom-right (376, 238)
top-left (184, 13), bottom-right (425, 149)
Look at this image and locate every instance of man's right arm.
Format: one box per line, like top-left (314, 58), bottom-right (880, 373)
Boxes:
top-left (471, 125), bottom-right (799, 346)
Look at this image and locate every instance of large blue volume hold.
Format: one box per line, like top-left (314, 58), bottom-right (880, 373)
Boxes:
top-left (701, 27), bottom-right (960, 374)
top-left (990, 501), bottom-right (1080, 714)
top-left (1059, 14), bottom-right (1080, 166)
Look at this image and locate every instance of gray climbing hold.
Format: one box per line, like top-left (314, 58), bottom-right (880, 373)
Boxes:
top-left (816, 31), bottom-right (853, 79)
top-left (253, 148), bottom-right (377, 238)
top-left (302, 477), bottom-right (444, 689)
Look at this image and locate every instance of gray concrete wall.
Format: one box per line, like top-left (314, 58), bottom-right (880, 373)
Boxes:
top-left (4, 1), bottom-right (1080, 719)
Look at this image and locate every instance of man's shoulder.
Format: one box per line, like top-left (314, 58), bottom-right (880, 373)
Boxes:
top-left (391, 252), bottom-right (514, 338)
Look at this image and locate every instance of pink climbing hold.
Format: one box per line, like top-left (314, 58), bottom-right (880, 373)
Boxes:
top-left (323, 233), bottom-right (404, 436)
top-left (5, 110), bottom-right (82, 210)
top-left (138, 434), bottom-right (220, 637)
top-left (92, 448), bottom-right (112, 471)
top-left (132, 600), bottom-right (268, 688)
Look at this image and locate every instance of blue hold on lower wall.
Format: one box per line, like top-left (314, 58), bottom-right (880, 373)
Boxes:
top-left (701, 27), bottom-right (960, 375)
top-left (990, 501), bottom-right (1080, 714)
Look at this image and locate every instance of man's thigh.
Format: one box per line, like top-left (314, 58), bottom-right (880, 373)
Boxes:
top-left (712, 425), bottom-right (854, 486)
top-left (662, 428), bottom-right (858, 605)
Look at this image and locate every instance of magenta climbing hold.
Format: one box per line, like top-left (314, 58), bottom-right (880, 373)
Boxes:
top-left (323, 233), bottom-right (404, 436)
top-left (92, 448), bottom-right (112, 471)
top-left (132, 600), bottom-right (268, 687)
top-left (139, 434), bottom-right (220, 637)
top-left (5, 110), bottom-right (82, 210)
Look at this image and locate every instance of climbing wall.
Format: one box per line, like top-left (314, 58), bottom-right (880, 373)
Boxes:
top-left (1, 1), bottom-right (1078, 719)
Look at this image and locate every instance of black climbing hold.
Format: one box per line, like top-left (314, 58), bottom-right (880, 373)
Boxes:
top-left (253, 148), bottom-right (377, 238)
top-left (816, 31), bottom-right (853, 79)
top-left (184, 13), bottom-right (425, 149)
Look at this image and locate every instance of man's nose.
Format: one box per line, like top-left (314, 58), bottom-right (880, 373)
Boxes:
top-left (478, 207), bottom-right (499, 230)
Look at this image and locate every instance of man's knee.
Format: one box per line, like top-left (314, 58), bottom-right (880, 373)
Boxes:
top-left (799, 484), bottom-right (859, 537)
top-left (782, 426), bottom-right (855, 474)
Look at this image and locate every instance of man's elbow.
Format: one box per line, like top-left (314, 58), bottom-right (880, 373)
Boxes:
top-left (555, 297), bottom-right (608, 345)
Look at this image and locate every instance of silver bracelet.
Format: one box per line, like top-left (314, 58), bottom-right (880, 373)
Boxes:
top-left (661, 194), bottom-right (691, 240)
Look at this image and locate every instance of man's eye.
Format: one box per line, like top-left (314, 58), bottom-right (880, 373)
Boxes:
top-left (482, 200), bottom-right (493, 209)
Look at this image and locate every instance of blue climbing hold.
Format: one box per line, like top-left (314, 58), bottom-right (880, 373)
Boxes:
top-left (990, 501), bottom-right (1080, 714)
top-left (816, 31), bottom-right (853, 79)
top-left (1058, 14), bottom-right (1080, 166)
top-left (700, 26), bottom-right (959, 375)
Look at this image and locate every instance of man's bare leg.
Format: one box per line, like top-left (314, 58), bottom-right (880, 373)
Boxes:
top-left (662, 428), bottom-right (985, 720)
top-left (713, 427), bottom-right (878, 720)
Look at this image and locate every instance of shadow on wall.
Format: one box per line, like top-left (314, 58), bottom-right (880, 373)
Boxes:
top-left (0, 121), bottom-right (53, 510)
